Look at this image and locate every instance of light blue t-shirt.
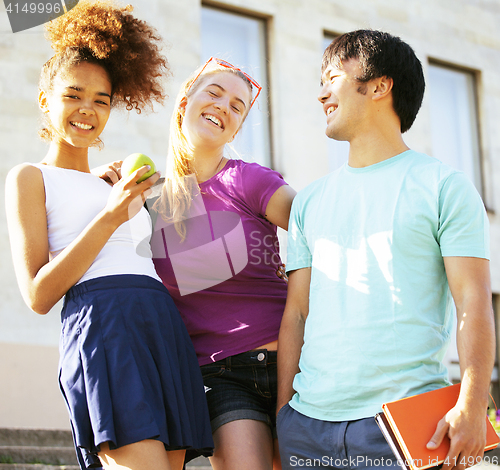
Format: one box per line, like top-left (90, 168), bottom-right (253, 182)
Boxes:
top-left (287, 150), bottom-right (490, 422)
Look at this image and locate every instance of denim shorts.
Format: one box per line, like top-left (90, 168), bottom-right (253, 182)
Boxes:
top-left (200, 349), bottom-right (278, 437)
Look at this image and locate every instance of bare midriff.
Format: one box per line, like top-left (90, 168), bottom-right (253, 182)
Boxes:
top-left (252, 340), bottom-right (278, 351)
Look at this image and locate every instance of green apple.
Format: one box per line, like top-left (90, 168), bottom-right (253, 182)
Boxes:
top-left (121, 153), bottom-right (156, 183)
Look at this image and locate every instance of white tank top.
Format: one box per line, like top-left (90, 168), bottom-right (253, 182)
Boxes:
top-left (31, 163), bottom-right (161, 284)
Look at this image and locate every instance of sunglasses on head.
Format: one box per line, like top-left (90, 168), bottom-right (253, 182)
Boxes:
top-left (187, 57), bottom-right (262, 109)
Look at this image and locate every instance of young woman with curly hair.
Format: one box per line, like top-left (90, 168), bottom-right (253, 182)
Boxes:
top-left (5, 2), bottom-right (213, 469)
top-left (151, 58), bottom-right (296, 470)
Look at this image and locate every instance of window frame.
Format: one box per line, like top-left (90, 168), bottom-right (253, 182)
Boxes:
top-left (427, 59), bottom-right (485, 198)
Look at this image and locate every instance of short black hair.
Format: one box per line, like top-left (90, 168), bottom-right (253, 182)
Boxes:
top-left (322, 30), bottom-right (425, 133)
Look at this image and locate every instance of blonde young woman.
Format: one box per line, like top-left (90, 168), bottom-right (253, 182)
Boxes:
top-left (151, 58), bottom-right (296, 470)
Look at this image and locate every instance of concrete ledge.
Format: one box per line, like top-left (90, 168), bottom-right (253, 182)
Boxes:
top-left (0, 430), bottom-right (73, 448)
top-left (186, 456), bottom-right (212, 468)
top-left (0, 446), bottom-right (76, 466)
top-left (0, 465), bottom-right (78, 470)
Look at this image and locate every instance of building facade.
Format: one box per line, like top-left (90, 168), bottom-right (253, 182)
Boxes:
top-left (1, 0), bottom-right (499, 429)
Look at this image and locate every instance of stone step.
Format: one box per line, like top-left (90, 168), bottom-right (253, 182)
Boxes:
top-left (0, 430), bottom-right (73, 449)
top-left (0, 465), bottom-right (78, 470)
top-left (0, 428), bottom-right (212, 468)
top-left (0, 447), bottom-right (77, 466)
top-left (0, 460), bottom-right (210, 469)
top-left (0, 451), bottom-right (208, 469)
top-left (186, 456), bottom-right (212, 468)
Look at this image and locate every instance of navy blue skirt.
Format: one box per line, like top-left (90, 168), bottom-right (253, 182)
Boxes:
top-left (59, 274), bottom-right (213, 468)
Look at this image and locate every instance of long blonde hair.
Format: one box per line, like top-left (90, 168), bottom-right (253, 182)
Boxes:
top-left (154, 63), bottom-right (255, 239)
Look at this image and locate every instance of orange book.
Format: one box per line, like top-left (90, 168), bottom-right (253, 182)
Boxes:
top-left (375, 383), bottom-right (500, 470)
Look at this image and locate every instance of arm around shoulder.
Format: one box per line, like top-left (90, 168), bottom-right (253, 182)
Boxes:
top-left (265, 184), bottom-right (297, 230)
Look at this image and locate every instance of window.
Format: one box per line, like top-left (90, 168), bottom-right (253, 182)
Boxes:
top-left (428, 63), bottom-right (483, 192)
top-left (323, 34), bottom-right (349, 172)
top-left (201, 6), bottom-right (271, 167)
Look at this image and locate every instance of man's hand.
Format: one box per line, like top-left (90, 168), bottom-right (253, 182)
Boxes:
top-left (427, 402), bottom-right (487, 470)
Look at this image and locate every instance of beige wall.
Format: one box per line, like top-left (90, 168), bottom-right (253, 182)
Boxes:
top-left (1, 0), bottom-right (499, 429)
top-left (0, 343), bottom-right (68, 428)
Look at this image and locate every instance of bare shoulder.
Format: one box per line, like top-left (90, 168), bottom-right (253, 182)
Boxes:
top-left (7, 162), bottom-right (42, 182)
top-left (8, 162), bottom-right (37, 177)
top-left (6, 163), bottom-right (45, 200)
top-left (5, 163), bottom-right (46, 227)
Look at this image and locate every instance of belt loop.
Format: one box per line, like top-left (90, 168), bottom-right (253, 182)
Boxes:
top-left (226, 355), bottom-right (231, 371)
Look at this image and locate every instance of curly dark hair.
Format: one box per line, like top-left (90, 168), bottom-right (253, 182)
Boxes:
top-left (322, 30), bottom-right (425, 133)
top-left (39, 0), bottom-right (170, 142)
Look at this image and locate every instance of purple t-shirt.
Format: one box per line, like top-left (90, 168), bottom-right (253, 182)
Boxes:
top-left (152, 159), bottom-right (288, 365)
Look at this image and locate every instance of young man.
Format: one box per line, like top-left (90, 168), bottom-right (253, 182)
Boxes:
top-left (277, 30), bottom-right (494, 470)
